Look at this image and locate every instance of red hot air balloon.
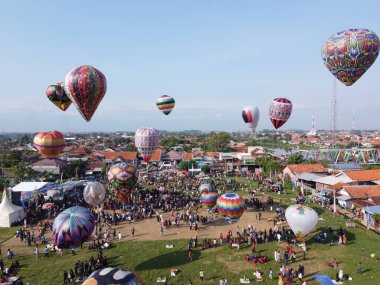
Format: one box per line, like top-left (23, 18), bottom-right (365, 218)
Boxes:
top-left (64, 65), bottom-right (107, 121)
top-left (33, 131), bottom-right (65, 159)
top-left (269, 98), bottom-right (292, 129)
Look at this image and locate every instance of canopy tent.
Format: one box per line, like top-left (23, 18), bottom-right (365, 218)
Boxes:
top-left (0, 191), bottom-right (25, 227)
top-left (11, 182), bottom-right (57, 206)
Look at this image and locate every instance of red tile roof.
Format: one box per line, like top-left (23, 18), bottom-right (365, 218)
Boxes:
top-left (87, 161), bottom-right (106, 170)
top-left (182, 152), bottom-right (194, 160)
top-left (286, 164), bottom-right (326, 175)
top-left (149, 150), bottom-right (162, 162)
top-left (98, 151), bottom-right (138, 161)
top-left (343, 185), bottom-right (380, 199)
top-left (343, 169), bottom-right (380, 182)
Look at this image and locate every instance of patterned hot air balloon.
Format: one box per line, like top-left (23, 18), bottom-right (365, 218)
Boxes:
top-left (321, 29), bottom-right (379, 86)
top-left (134, 128), bottom-right (159, 163)
top-left (242, 106), bottom-right (260, 132)
top-left (269, 98), bottom-right (292, 130)
top-left (64, 65), bottom-right (107, 121)
top-left (52, 206), bottom-right (95, 248)
top-left (33, 131), bottom-right (65, 159)
top-left (83, 182), bottom-right (106, 206)
top-left (82, 268), bottom-right (144, 285)
top-left (216, 193), bottom-right (245, 223)
top-left (285, 204), bottom-right (318, 240)
top-left (107, 162), bottom-right (138, 203)
top-left (156, 95), bottom-right (175, 115)
top-left (198, 183), bottom-right (213, 193)
top-left (46, 82), bottom-right (72, 111)
top-left (201, 191), bottom-right (219, 208)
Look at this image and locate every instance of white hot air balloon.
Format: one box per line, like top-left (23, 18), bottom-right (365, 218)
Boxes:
top-left (285, 204), bottom-right (318, 240)
top-left (242, 105), bottom-right (260, 132)
top-left (134, 127), bottom-right (159, 162)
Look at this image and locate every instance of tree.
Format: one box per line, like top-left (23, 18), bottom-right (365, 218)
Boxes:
top-left (60, 160), bottom-right (88, 179)
top-left (178, 160), bottom-right (196, 171)
top-left (287, 153), bottom-right (305, 164)
top-left (12, 162), bottom-right (35, 183)
top-left (201, 164), bottom-right (211, 174)
top-left (284, 134), bottom-right (292, 142)
top-left (205, 132), bottom-right (232, 152)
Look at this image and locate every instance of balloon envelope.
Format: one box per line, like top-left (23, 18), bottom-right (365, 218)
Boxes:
top-left (269, 98), bottom-right (292, 129)
top-left (198, 183), bottom-right (213, 193)
top-left (156, 95), bottom-right (175, 115)
top-left (108, 162), bottom-right (138, 203)
top-left (134, 128), bottom-right (159, 162)
top-left (64, 65), bottom-right (107, 121)
top-left (33, 130), bottom-right (65, 159)
top-left (242, 106), bottom-right (260, 132)
top-left (46, 82), bottom-right (72, 111)
top-left (321, 29), bottom-right (379, 86)
top-left (201, 191), bottom-right (219, 208)
top-left (52, 206), bottom-right (95, 248)
top-left (216, 193), bottom-right (245, 223)
top-left (82, 268), bottom-right (144, 285)
top-left (285, 204), bottom-right (318, 240)
top-left (83, 182), bottom-right (106, 206)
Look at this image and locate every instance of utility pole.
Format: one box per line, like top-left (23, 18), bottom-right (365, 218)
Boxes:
top-left (330, 79), bottom-right (338, 140)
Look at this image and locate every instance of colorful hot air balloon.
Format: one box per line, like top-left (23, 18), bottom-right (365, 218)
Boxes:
top-left (82, 268), bottom-right (144, 285)
top-left (33, 131), bottom-right (65, 159)
top-left (107, 162), bottom-right (138, 203)
top-left (269, 98), bottom-right (293, 129)
top-left (64, 65), bottom-right (107, 121)
top-left (83, 182), bottom-right (106, 206)
top-left (156, 95), bottom-right (175, 115)
top-left (321, 29), bottom-right (379, 86)
top-left (201, 191), bottom-right (219, 208)
top-left (242, 106), bottom-right (260, 132)
top-left (216, 193), bottom-right (245, 223)
top-left (46, 82), bottom-right (72, 111)
top-left (134, 128), bottom-right (159, 163)
top-left (198, 183), bottom-right (213, 193)
top-left (52, 206), bottom-right (95, 248)
top-left (285, 204), bottom-right (318, 240)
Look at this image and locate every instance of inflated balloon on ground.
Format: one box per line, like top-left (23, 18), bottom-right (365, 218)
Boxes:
top-left (285, 204), bottom-right (318, 240)
top-left (321, 29), bottom-right (379, 86)
top-left (83, 182), bottom-right (106, 206)
top-left (134, 128), bottom-right (159, 162)
top-left (52, 206), bottom-right (95, 248)
top-left (33, 130), bottom-right (65, 159)
top-left (201, 191), bottom-right (219, 208)
top-left (46, 82), bottom-right (72, 111)
top-left (198, 183), bottom-right (213, 193)
top-left (269, 98), bottom-right (292, 130)
top-left (82, 267), bottom-right (144, 285)
top-left (64, 65), bottom-right (107, 121)
top-left (108, 162), bottom-right (138, 203)
top-left (216, 193), bottom-right (245, 223)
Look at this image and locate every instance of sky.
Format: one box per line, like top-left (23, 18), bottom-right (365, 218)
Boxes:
top-left (1, 0), bottom-right (380, 132)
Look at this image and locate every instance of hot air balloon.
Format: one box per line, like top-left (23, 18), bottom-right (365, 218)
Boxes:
top-left (46, 82), bottom-right (72, 111)
top-left (135, 128), bottom-right (159, 163)
top-left (108, 162), bottom-right (138, 203)
top-left (52, 206), bottom-right (95, 248)
top-left (285, 204), bottom-right (318, 240)
top-left (82, 268), bottom-right (144, 285)
top-left (216, 193), bottom-right (245, 223)
top-left (83, 182), bottom-right (106, 206)
top-left (321, 29), bottom-right (379, 86)
top-left (33, 131), bottom-right (65, 159)
top-left (64, 65), bottom-right (107, 121)
top-left (269, 98), bottom-right (292, 129)
top-left (156, 95), bottom-right (175, 115)
top-left (242, 106), bottom-right (260, 132)
top-left (201, 192), bottom-right (219, 208)
top-left (198, 183), bottom-right (213, 193)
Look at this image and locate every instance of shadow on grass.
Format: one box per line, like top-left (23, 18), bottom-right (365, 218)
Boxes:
top-left (136, 250), bottom-right (201, 270)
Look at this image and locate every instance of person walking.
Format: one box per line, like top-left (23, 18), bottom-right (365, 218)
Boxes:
top-left (357, 262), bottom-right (362, 274)
top-left (199, 269), bottom-right (204, 281)
top-left (34, 245), bottom-right (38, 258)
top-left (131, 227), bottom-right (135, 237)
top-left (118, 232), bottom-right (122, 240)
top-left (188, 249), bottom-right (192, 262)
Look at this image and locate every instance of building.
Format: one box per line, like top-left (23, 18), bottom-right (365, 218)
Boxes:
top-left (283, 164), bottom-right (327, 182)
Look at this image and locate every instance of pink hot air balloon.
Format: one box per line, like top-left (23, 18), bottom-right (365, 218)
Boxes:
top-left (64, 65), bottom-right (107, 121)
top-left (269, 98), bottom-right (292, 130)
top-left (135, 128), bottom-right (159, 163)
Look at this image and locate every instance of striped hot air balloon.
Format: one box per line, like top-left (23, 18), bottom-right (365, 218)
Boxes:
top-left (269, 98), bottom-right (292, 130)
top-left (134, 128), bottom-right (159, 162)
top-left (33, 131), bottom-right (65, 159)
top-left (201, 192), bottom-right (219, 208)
top-left (216, 193), bottom-right (245, 223)
top-left (156, 95), bottom-right (175, 115)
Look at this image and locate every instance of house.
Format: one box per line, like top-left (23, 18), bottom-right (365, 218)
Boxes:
top-left (361, 205), bottom-right (380, 230)
top-left (343, 169), bottom-right (380, 185)
top-left (283, 164), bottom-right (326, 182)
top-left (31, 158), bottom-right (66, 175)
top-left (161, 150), bottom-right (183, 164)
top-left (296, 172), bottom-right (328, 189)
top-left (336, 185), bottom-right (380, 209)
top-left (94, 151), bottom-right (138, 165)
top-left (315, 173), bottom-right (353, 190)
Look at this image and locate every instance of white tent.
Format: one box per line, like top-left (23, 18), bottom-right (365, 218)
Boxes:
top-left (0, 192), bottom-right (26, 227)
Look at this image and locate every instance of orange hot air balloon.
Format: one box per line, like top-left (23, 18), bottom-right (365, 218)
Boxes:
top-left (33, 131), bottom-right (65, 159)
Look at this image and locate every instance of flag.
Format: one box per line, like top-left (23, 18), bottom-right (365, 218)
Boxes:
top-left (269, 168), bottom-right (272, 180)
top-left (275, 168), bottom-right (278, 178)
top-left (301, 181), bottom-right (304, 197)
top-left (291, 180), bottom-right (295, 190)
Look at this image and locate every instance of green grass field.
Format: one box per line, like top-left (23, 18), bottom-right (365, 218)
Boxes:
top-left (0, 178), bottom-right (379, 285)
